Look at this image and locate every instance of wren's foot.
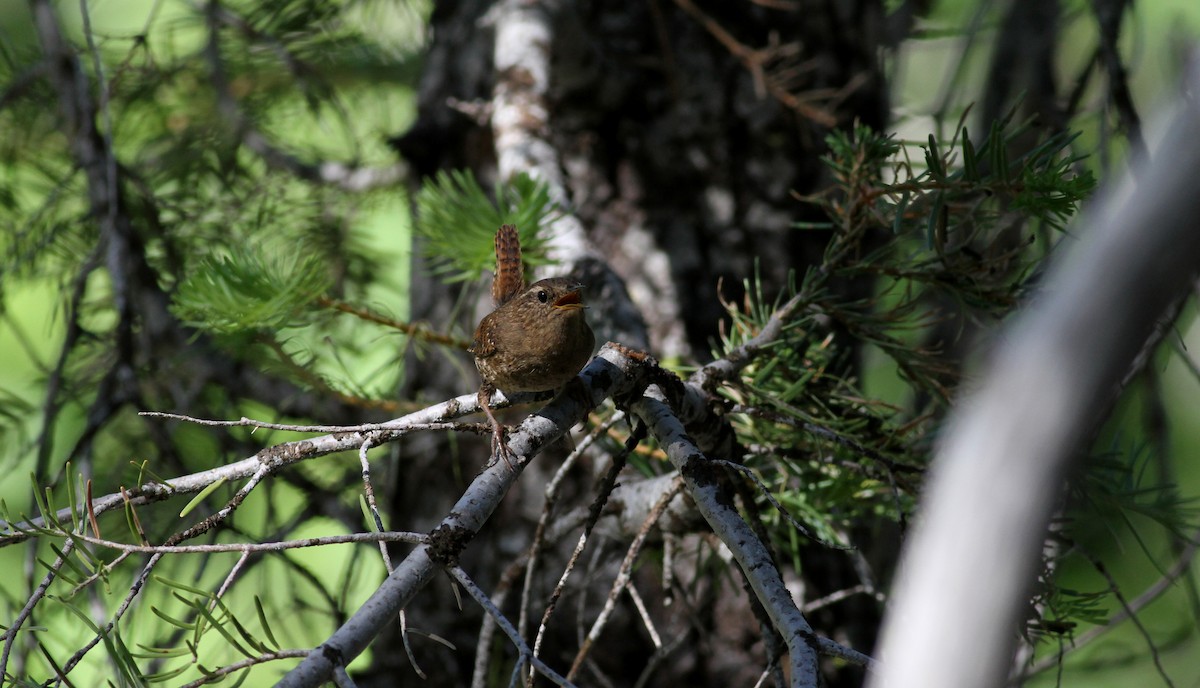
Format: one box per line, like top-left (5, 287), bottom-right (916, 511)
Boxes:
top-left (489, 425), bottom-right (516, 471)
top-left (479, 385), bottom-right (517, 471)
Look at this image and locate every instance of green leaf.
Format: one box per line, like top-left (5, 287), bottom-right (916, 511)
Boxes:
top-left (144, 663), bottom-right (192, 683)
top-left (925, 134), bottom-right (944, 180)
top-left (31, 476), bottom-right (58, 529)
top-left (134, 643), bottom-right (194, 659)
top-left (358, 494), bottom-right (379, 531)
top-left (961, 128), bottom-right (978, 181)
top-left (891, 191), bottom-right (910, 235)
top-left (49, 595), bottom-right (102, 633)
top-left (179, 477), bottom-right (228, 518)
top-left (65, 463), bottom-right (80, 533)
top-left (925, 191), bottom-right (946, 251)
top-left (190, 600), bottom-right (256, 659)
top-left (48, 542), bottom-right (93, 581)
top-left (154, 575), bottom-right (214, 597)
top-left (210, 596), bottom-right (270, 654)
top-left (38, 557), bottom-right (80, 588)
top-left (151, 605), bottom-right (197, 631)
top-left (254, 596), bottom-right (281, 650)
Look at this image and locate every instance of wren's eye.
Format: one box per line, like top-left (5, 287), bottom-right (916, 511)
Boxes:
top-left (536, 290), bottom-right (549, 303)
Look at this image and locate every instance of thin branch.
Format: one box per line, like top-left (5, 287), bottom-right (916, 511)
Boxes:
top-left (75, 530), bottom-right (424, 554)
top-left (625, 585), bottom-right (662, 650)
top-left (1, 396), bottom-right (510, 545)
top-left (176, 649), bottom-right (311, 688)
top-left (531, 420), bottom-right (642, 679)
top-left (137, 411), bottom-right (471, 435)
top-left (633, 391), bottom-right (877, 685)
top-left (1084, 554), bottom-right (1176, 687)
top-left (448, 566), bottom-right (578, 688)
top-left (671, 0), bottom-right (838, 126)
top-left (212, 549), bottom-right (251, 605)
top-left (357, 437), bottom-right (395, 573)
top-left (802, 585), bottom-right (874, 614)
top-left (0, 539), bottom-right (76, 679)
top-left (60, 552), bottom-right (165, 675)
top-left (471, 510), bottom-right (592, 688)
top-left (318, 296), bottom-right (472, 349)
top-left (631, 615), bottom-right (693, 688)
top-left (567, 475), bottom-right (683, 680)
top-left (520, 411), bottom-right (623, 639)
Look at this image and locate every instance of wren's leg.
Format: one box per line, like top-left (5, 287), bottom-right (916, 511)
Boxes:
top-left (478, 384), bottom-right (516, 470)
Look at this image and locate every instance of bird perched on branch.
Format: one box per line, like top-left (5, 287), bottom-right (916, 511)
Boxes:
top-left (469, 225), bottom-right (595, 467)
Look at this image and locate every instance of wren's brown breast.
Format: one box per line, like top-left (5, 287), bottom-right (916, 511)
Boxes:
top-left (470, 277), bottom-right (595, 394)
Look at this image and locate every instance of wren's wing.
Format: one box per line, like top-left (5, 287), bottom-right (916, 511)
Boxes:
top-left (468, 312), bottom-right (497, 358)
top-left (491, 224), bottom-right (525, 306)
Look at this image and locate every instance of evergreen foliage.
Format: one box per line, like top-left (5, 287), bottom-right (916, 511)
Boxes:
top-left (413, 169), bottom-right (559, 284)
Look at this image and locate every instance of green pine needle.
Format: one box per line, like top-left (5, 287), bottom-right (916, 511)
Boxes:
top-left (172, 249), bottom-right (332, 335)
top-left (413, 170), bottom-right (558, 283)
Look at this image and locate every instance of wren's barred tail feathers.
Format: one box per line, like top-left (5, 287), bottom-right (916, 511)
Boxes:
top-left (492, 224), bottom-right (525, 306)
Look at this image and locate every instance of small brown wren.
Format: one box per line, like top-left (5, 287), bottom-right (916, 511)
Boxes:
top-left (469, 225), bottom-right (595, 465)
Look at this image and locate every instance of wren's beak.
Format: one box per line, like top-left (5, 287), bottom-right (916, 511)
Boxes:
top-left (553, 287), bottom-right (586, 310)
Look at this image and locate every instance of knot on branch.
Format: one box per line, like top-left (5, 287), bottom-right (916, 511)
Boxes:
top-left (426, 523), bottom-right (475, 566)
top-left (319, 643), bottom-right (346, 669)
top-left (607, 342), bottom-right (659, 412)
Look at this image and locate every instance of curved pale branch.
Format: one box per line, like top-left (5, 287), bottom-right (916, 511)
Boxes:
top-left (870, 63), bottom-right (1200, 688)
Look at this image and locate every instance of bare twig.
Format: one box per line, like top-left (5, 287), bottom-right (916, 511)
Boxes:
top-left (355, 436), bottom-right (424, 679)
top-left (77, 530), bottom-right (424, 554)
top-left (471, 510), bottom-right (592, 688)
top-left (802, 585), bottom-right (873, 614)
top-left (625, 584), bottom-right (662, 649)
top-left (567, 475), bottom-right (683, 680)
top-left (520, 412), bottom-right (624, 640)
top-left (2, 397), bottom-right (508, 545)
top-left (1070, 549), bottom-right (1177, 688)
top-left (449, 566), bottom-right (578, 688)
top-left (176, 649), bottom-right (311, 688)
top-left (318, 296), bottom-right (472, 349)
top-left (213, 549), bottom-right (251, 605)
top-left (531, 420), bottom-right (643, 679)
top-left (671, 0), bottom-right (838, 127)
top-left (138, 411), bottom-right (470, 435)
top-left (632, 392), bottom-right (877, 685)
top-left (0, 540), bottom-right (76, 678)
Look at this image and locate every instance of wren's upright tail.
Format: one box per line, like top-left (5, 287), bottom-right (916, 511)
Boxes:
top-left (492, 224), bottom-right (525, 306)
